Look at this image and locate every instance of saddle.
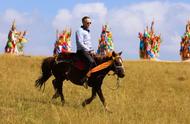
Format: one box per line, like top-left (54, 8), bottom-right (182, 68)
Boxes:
top-left (55, 52), bottom-right (87, 70)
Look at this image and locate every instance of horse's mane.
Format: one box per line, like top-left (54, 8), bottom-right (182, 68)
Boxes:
top-left (93, 54), bottom-right (112, 64)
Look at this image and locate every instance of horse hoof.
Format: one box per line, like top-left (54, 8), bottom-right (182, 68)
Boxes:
top-left (52, 93), bottom-right (59, 99)
top-left (105, 109), bottom-right (112, 113)
top-left (61, 101), bottom-right (65, 106)
top-left (105, 107), bottom-right (112, 113)
top-left (82, 101), bottom-right (86, 107)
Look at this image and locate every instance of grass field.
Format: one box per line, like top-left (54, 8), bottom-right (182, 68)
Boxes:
top-left (0, 54), bottom-right (190, 124)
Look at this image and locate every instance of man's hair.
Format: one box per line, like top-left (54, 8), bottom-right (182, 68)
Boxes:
top-left (82, 16), bottom-right (90, 23)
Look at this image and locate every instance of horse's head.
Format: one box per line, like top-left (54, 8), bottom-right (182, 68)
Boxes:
top-left (111, 51), bottom-right (125, 78)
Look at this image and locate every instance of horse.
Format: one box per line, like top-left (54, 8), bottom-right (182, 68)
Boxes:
top-left (35, 51), bottom-right (125, 111)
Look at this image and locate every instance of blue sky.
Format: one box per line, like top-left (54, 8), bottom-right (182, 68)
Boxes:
top-left (0, 0), bottom-right (190, 60)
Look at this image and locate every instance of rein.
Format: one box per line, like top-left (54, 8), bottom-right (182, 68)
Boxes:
top-left (107, 56), bottom-right (124, 90)
top-left (107, 72), bottom-right (121, 90)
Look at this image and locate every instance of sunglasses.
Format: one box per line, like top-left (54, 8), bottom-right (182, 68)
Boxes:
top-left (86, 22), bottom-right (92, 24)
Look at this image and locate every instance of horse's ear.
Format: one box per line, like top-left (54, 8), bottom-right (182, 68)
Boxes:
top-left (112, 51), bottom-right (116, 57)
top-left (119, 51), bottom-right (122, 56)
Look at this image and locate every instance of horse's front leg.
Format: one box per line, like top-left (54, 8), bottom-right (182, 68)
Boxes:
top-left (82, 88), bottom-right (96, 107)
top-left (96, 88), bottom-right (111, 113)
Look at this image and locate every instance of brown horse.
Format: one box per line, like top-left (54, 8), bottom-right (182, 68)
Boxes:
top-left (35, 51), bottom-right (125, 110)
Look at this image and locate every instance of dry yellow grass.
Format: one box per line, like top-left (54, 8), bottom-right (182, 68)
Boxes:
top-left (0, 54), bottom-right (190, 124)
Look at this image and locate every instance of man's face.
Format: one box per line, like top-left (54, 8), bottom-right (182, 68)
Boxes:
top-left (83, 18), bottom-right (91, 29)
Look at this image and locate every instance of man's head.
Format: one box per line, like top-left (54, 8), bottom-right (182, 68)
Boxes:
top-left (82, 16), bottom-right (91, 29)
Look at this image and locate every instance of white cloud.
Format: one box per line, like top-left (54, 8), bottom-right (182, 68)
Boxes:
top-left (72, 3), bottom-right (107, 21)
top-left (52, 3), bottom-right (107, 29)
top-left (52, 9), bottom-right (72, 30)
top-left (2, 9), bottom-right (34, 25)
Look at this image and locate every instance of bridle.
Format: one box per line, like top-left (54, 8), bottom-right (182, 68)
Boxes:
top-left (112, 56), bottom-right (125, 74)
top-left (107, 55), bottom-right (125, 90)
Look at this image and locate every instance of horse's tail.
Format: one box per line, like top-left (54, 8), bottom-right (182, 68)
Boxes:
top-left (35, 57), bottom-right (55, 89)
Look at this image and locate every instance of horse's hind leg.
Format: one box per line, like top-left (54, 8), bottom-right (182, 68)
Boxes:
top-left (52, 78), bottom-right (65, 105)
top-left (52, 79), bottom-right (60, 99)
top-left (57, 79), bottom-right (65, 105)
top-left (82, 88), bottom-right (96, 107)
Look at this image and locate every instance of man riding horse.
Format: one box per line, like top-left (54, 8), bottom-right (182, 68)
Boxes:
top-left (35, 16), bottom-right (125, 110)
top-left (75, 16), bottom-right (96, 88)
